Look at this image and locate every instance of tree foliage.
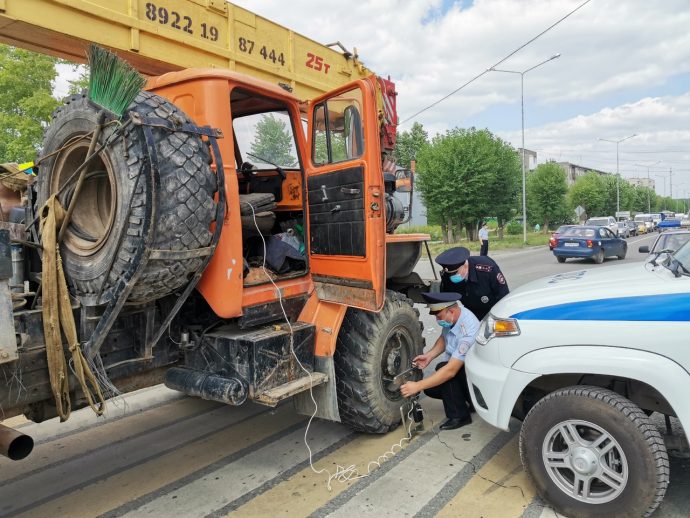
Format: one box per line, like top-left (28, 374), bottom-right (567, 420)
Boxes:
top-left (394, 122), bottom-right (428, 168)
top-left (249, 113), bottom-right (297, 166)
top-left (567, 172), bottom-right (608, 219)
top-left (0, 46), bottom-right (61, 163)
top-left (527, 161), bottom-right (569, 229)
top-left (415, 127), bottom-right (520, 242)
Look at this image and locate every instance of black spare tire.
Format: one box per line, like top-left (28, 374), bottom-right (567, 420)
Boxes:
top-left (38, 91), bottom-right (217, 305)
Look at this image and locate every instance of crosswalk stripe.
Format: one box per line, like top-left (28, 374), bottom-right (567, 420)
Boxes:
top-left (323, 401), bottom-right (501, 518)
top-left (0, 397), bottom-right (221, 485)
top-left (11, 405), bottom-right (300, 518)
top-left (17, 385), bottom-right (184, 443)
top-left (225, 416), bottom-right (421, 517)
top-left (120, 420), bottom-right (352, 517)
top-left (435, 435), bottom-right (535, 517)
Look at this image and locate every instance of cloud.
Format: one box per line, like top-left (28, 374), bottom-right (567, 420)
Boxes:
top-left (232, 0), bottom-right (690, 193)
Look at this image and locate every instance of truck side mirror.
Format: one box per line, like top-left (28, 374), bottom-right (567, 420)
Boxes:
top-left (639, 246), bottom-right (649, 253)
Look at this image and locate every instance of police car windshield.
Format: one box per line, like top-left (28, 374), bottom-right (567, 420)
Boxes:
top-left (670, 241), bottom-right (690, 274)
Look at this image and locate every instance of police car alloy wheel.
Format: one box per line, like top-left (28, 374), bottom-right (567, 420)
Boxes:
top-left (519, 386), bottom-right (669, 518)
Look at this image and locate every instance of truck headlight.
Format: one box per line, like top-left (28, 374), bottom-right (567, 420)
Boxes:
top-left (476, 315), bottom-right (520, 345)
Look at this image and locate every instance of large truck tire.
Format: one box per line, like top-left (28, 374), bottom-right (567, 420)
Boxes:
top-left (519, 386), bottom-right (669, 518)
top-left (37, 91), bottom-right (216, 305)
top-left (334, 291), bottom-right (424, 433)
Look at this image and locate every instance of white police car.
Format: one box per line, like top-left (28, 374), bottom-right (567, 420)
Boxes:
top-left (466, 245), bottom-right (690, 517)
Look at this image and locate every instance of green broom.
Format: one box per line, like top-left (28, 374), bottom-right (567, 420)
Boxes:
top-left (58, 45), bottom-right (146, 242)
top-left (86, 44), bottom-right (146, 117)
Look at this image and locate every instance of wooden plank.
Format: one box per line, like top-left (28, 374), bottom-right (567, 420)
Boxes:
top-left (255, 372), bottom-right (327, 406)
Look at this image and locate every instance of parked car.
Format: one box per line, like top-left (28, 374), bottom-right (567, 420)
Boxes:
top-left (552, 225), bottom-right (627, 263)
top-left (639, 230), bottom-right (690, 261)
top-left (616, 221), bottom-right (630, 238)
top-left (548, 224), bottom-right (575, 250)
top-left (626, 219), bottom-right (638, 236)
top-left (585, 216), bottom-right (618, 236)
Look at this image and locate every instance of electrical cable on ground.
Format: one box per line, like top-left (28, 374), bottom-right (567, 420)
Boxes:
top-left (399, 0), bottom-right (592, 126)
top-left (240, 200), bottom-right (420, 491)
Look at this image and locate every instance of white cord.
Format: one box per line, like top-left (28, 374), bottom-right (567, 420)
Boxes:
top-left (240, 200), bottom-right (416, 490)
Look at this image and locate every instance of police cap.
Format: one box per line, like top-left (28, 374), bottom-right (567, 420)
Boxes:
top-left (435, 247), bottom-right (470, 270)
top-left (421, 292), bottom-right (462, 313)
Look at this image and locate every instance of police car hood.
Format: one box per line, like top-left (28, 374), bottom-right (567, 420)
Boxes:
top-left (491, 262), bottom-right (685, 319)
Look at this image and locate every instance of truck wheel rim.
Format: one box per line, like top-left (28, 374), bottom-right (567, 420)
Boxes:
top-left (380, 326), bottom-right (415, 400)
top-left (541, 419), bottom-right (628, 504)
top-left (51, 137), bottom-right (117, 257)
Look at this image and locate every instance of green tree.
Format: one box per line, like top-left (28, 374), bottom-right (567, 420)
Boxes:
top-left (415, 127), bottom-right (520, 242)
top-left (0, 45), bottom-right (61, 163)
top-left (527, 162), bottom-right (569, 230)
top-left (567, 172), bottom-right (608, 220)
top-left (249, 114), bottom-right (297, 166)
top-left (394, 122), bottom-right (428, 168)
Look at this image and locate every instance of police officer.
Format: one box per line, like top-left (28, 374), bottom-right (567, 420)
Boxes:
top-left (435, 246), bottom-right (509, 321)
top-left (400, 292), bottom-right (479, 430)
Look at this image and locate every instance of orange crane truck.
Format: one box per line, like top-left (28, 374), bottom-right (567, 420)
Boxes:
top-left (0, 0), bottom-right (432, 460)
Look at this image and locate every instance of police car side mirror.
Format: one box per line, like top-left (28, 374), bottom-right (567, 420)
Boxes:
top-left (639, 245), bottom-right (649, 253)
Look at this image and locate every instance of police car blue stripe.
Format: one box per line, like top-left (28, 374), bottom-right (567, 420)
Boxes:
top-left (510, 293), bottom-right (690, 321)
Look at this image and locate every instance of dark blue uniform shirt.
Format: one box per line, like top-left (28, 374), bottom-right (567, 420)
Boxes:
top-left (440, 256), bottom-right (509, 320)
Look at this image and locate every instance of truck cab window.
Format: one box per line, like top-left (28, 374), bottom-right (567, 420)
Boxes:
top-left (233, 110), bottom-right (299, 170)
top-left (312, 87), bottom-right (364, 165)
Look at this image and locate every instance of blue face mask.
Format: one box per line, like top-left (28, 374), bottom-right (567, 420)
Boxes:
top-left (438, 319), bottom-right (453, 329)
top-left (449, 273), bottom-right (464, 284)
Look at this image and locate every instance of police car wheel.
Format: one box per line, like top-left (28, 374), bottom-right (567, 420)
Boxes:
top-left (519, 386), bottom-right (669, 518)
top-left (334, 291), bottom-right (424, 433)
top-left (593, 250), bottom-right (604, 264)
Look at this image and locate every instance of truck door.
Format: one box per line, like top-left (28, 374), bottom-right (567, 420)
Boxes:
top-left (306, 78), bottom-right (385, 311)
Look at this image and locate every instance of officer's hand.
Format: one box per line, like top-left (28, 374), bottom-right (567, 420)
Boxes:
top-left (412, 354), bottom-right (431, 370)
top-left (401, 381), bottom-right (421, 398)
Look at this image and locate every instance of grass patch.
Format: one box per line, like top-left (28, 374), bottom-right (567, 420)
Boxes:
top-left (396, 225), bottom-right (550, 254)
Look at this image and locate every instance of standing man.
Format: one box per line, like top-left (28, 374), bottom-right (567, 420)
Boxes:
top-left (479, 221), bottom-right (489, 256)
top-left (435, 246), bottom-right (509, 321)
top-left (400, 292), bottom-right (479, 430)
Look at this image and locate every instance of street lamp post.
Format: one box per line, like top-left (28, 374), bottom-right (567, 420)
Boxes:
top-left (599, 134), bottom-right (637, 215)
top-left (489, 53), bottom-right (561, 244)
top-left (634, 161), bottom-right (661, 213)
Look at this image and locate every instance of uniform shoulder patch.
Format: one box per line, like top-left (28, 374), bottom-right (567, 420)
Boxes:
top-left (475, 264), bottom-right (493, 273)
top-left (497, 272), bottom-right (506, 285)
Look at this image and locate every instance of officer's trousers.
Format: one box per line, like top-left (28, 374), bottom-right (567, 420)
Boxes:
top-left (423, 361), bottom-right (472, 420)
top-left (480, 240), bottom-right (489, 256)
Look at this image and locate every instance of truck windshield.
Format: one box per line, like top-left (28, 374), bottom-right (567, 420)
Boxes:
top-left (233, 110), bottom-right (299, 169)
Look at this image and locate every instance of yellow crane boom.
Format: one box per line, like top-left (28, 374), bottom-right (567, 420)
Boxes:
top-left (0, 0), bottom-right (372, 99)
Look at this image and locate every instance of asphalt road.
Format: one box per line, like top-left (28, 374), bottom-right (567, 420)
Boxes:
top-left (2, 231), bottom-right (688, 518)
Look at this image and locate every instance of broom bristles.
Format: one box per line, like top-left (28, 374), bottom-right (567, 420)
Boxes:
top-left (87, 45), bottom-right (146, 117)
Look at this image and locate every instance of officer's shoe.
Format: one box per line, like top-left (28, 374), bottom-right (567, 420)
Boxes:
top-left (439, 416), bottom-right (472, 430)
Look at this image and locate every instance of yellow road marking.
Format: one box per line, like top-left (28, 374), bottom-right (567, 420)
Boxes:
top-left (18, 406), bottom-right (304, 518)
top-left (436, 435), bottom-right (536, 518)
top-left (0, 398), bottom-right (219, 483)
top-left (228, 405), bottom-right (447, 518)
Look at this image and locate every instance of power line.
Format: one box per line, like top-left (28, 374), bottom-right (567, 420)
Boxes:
top-left (399, 0), bottom-right (592, 126)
